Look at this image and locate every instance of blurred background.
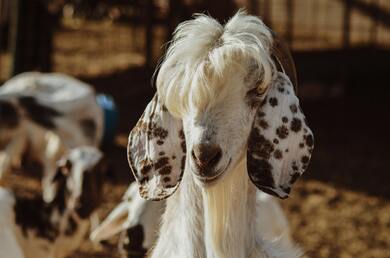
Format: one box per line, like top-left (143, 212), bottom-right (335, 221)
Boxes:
top-left (0, 0), bottom-right (389, 257)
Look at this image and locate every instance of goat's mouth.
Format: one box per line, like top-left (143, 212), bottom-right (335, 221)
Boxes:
top-left (195, 159), bottom-right (232, 184)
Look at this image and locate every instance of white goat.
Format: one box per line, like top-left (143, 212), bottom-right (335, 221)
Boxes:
top-left (0, 72), bottom-right (104, 202)
top-left (127, 11), bottom-right (314, 258)
top-left (0, 146), bottom-right (105, 258)
top-left (90, 182), bottom-right (297, 258)
top-left (90, 182), bottom-right (164, 257)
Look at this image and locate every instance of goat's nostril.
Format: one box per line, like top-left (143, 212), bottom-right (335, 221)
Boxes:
top-left (192, 144), bottom-right (222, 169)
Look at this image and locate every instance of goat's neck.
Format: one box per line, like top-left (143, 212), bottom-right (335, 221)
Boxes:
top-left (152, 158), bottom-right (266, 258)
top-left (151, 166), bottom-right (205, 258)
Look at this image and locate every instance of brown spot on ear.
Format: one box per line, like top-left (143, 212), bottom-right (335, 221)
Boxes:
top-left (140, 160), bottom-right (152, 175)
top-left (153, 127), bottom-right (168, 139)
top-left (179, 130), bottom-right (187, 152)
top-left (290, 118), bottom-right (302, 132)
top-left (247, 158), bottom-right (274, 187)
top-left (274, 149), bottom-right (283, 159)
top-left (159, 165), bottom-right (172, 175)
top-left (305, 134), bottom-right (314, 147)
top-left (181, 155), bottom-right (186, 171)
top-left (282, 116), bottom-right (288, 123)
top-left (259, 119), bottom-right (269, 129)
top-left (154, 157), bottom-right (169, 170)
top-left (301, 156), bottom-right (309, 164)
top-left (269, 97), bottom-right (278, 107)
top-left (290, 104), bottom-right (298, 113)
top-left (181, 141), bottom-right (186, 153)
top-left (276, 125), bottom-right (289, 139)
top-left (249, 128), bottom-right (274, 159)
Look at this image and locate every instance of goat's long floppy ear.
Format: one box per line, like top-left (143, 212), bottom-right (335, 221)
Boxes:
top-left (128, 94), bottom-right (186, 201)
top-left (247, 72), bottom-right (314, 199)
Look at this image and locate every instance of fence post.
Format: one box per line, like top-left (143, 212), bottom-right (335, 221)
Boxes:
top-left (145, 0), bottom-right (153, 69)
top-left (9, 0), bottom-right (53, 76)
top-left (342, 0), bottom-right (352, 49)
top-left (285, 0), bottom-right (294, 47)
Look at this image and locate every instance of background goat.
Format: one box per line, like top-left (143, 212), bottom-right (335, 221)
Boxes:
top-left (128, 11), bottom-right (314, 258)
top-left (0, 146), bottom-right (105, 258)
top-left (0, 72), bottom-right (104, 202)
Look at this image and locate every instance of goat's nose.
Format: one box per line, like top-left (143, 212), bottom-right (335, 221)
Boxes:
top-left (191, 143), bottom-right (222, 169)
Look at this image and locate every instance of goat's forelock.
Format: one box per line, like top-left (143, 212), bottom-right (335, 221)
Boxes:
top-left (157, 10), bottom-right (276, 118)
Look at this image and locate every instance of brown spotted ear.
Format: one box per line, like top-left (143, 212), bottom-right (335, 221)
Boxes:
top-left (127, 94), bottom-right (186, 201)
top-left (247, 72), bottom-right (314, 199)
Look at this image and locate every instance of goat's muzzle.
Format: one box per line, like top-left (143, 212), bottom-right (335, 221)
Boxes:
top-left (191, 143), bottom-right (222, 178)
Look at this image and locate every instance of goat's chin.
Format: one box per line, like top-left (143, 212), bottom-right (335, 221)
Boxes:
top-left (201, 158), bottom-right (249, 258)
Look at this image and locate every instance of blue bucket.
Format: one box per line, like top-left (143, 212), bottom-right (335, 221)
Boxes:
top-left (96, 94), bottom-right (118, 147)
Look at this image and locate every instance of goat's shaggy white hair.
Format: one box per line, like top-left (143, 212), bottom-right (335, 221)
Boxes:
top-left (127, 10), bottom-right (313, 258)
top-left (157, 10), bottom-right (276, 118)
top-left (202, 158), bottom-right (251, 258)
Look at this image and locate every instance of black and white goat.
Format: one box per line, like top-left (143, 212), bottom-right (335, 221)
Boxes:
top-left (0, 146), bottom-right (105, 258)
top-left (0, 72), bottom-right (104, 202)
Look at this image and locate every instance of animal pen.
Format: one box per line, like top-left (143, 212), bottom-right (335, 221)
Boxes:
top-left (0, 1), bottom-right (389, 258)
top-left (0, 0), bottom-right (389, 87)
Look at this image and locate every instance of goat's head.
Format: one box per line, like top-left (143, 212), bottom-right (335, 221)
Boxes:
top-left (90, 182), bottom-right (162, 254)
top-left (128, 12), bottom-right (314, 200)
top-left (46, 146), bottom-right (105, 219)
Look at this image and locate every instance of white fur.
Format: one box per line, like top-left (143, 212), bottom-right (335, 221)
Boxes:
top-left (150, 11), bottom-right (301, 258)
top-left (157, 10), bottom-right (275, 118)
top-left (151, 159), bottom-right (301, 258)
top-left (91, 181), bottom-right (296, 257)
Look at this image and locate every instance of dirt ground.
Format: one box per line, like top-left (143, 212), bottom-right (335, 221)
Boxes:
top-left (2, 20), bottom-right (390, 258)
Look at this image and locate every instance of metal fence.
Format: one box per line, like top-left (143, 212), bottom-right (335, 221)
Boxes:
top-left (0, 0), bottom-right (389, 82)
